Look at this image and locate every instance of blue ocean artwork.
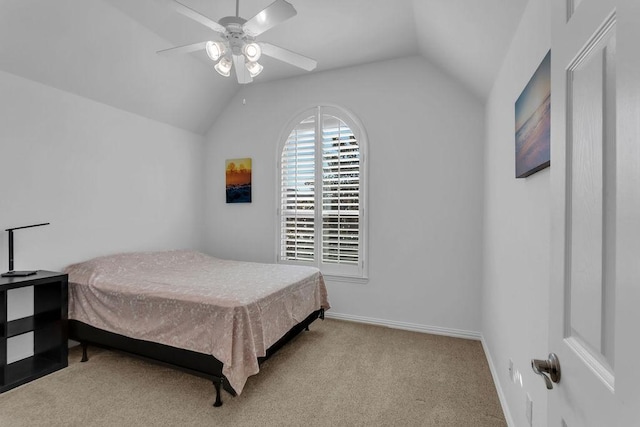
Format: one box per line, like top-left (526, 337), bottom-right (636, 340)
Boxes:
top-left (515, 51), bottom-right (551, 178)
top-left (226, 183), bottom-right (251, 203)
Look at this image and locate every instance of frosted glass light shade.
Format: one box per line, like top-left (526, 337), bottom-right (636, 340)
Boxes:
top-left (205, 41), bottom-right (225, 61)
top-left (246, 61), bottom-right (263, 77)
top-left (242, 42), bottom-right (261, 62)
top-left (215, 57), bottom-right (232, 77)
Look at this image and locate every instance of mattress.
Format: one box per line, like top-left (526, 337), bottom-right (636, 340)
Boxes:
top-left (63, 250), bottom-right (330, 393)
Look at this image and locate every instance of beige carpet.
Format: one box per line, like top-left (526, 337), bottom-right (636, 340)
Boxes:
top-left (0, 319), bottom-right (506, 426)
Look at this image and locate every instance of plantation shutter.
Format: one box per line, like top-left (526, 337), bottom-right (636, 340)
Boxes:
top-left (321, 115), bottom-right (360, 266)
top-left (279, 106), bottom-right (364, 278)
top-left (280, 116), bottom-right (316, 262)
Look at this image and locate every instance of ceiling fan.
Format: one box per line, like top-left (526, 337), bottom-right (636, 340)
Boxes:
top-left (157, 0), bottom-right (317, 84)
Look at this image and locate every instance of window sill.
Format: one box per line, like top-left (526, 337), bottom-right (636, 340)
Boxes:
top-left (276, 259), bottom-right (368, 284)
top-left (322, 274), bottom-right (369, 284)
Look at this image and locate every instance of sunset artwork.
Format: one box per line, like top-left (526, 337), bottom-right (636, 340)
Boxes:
top-left (225, 158), bottom-right (252, 203)
top-left (515, 51), bottom-right (551, 178)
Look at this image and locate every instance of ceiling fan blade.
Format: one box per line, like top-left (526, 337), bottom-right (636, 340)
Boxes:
top-left (232, 54), bottom-right (253, 84)
top-left (259, 42), bottom-right (317, 71)
top-left (243, 0), bottom-right (296, 37)
top-left (156, 41), bottom-right (208, 56)
top-left (171, 0), bottom-right (226, 34)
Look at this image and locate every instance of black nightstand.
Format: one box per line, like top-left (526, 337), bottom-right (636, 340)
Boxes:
top-left (0, 271), bottom-right (68, 393)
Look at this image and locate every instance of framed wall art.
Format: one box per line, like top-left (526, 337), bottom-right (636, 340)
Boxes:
top-left (225, 158), bottom-right (252, 203)
top-left (515, 50), bottom-right (551, 178)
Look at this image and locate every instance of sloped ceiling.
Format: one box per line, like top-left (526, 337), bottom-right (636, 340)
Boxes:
top-left (0, 0), bottom-right (528, 135)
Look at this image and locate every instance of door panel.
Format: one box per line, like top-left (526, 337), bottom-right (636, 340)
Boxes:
top-left (567, 21), bottom-right (615, 372)
top-left (549, 0), bottom-right (640, 425)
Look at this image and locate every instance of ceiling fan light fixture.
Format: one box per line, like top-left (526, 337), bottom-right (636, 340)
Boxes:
top-left (242, 42), bottom-right (261, 62)
top-left (160, 0), bottom-right (317, 83)
top-left (215, 57), bottom-right (232, 77)
top-left (246, 61), bottom-right (264, 77)
top-left (205, 41), bottom-right (225, 62)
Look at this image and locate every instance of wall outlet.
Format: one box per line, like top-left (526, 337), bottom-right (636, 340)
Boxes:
top-left (508, 358), bottom-right (523, 387)
top-left (526, 393), bottom-right (533, 426)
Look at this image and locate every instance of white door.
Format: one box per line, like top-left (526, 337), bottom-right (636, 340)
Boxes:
top-left (546, 0), bottom-right (640, 425)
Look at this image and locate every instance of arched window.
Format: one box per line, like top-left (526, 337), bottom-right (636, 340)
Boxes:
top-left (278, 106), bottom-right (367, 279)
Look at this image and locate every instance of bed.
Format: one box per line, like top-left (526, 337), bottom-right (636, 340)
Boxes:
top-left (63, 250), bottom-right (330, 406)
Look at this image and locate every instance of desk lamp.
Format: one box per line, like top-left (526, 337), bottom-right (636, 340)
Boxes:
top-left (1, 222), bottom-right (50, 277)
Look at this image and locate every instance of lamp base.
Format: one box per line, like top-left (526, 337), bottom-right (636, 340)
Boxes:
top-left (1, 270), bottom-right (38, 277)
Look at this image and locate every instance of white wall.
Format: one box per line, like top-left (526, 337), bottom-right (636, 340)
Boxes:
top-left (0, 69), bottom-right (206, 271)
top-left (204, 56), bottom-right (485, 335)
top-left (0, 69), bottom-right (205, 361)
top-left (0, 0), bottom-right (236, 135)
top-left (482, 0), bottom-right (551, 425)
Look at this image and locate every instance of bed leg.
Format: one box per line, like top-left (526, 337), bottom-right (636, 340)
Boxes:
top-left (305, 325), bottom-right (310, 331)
top-left (213, 378), bottom-right (223, 407)
top-left (80, 342), bottom-right (88, 362)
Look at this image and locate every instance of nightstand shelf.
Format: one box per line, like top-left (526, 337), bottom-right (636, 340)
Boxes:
top-left (1, 271), bottom-right (68, 393)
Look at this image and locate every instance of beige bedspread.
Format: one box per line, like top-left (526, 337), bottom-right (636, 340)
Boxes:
top-left (63, 250), bottom-right (330, 394)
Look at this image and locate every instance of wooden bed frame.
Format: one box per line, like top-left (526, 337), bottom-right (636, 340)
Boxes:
top-left (69, 308), bottom-right (324, 407)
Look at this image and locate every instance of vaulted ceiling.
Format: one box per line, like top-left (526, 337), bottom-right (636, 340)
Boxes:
top-left (0, 0), bottom-right (528, 134)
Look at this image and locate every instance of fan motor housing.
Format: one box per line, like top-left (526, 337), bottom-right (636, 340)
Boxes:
top-left (218, 16), bottom-right (247, 31)
top-left (219, 16), bottom-right (253, 54)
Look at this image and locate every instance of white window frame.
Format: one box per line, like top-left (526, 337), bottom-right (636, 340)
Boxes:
top-left (276, 105), bottom-right (368, 282)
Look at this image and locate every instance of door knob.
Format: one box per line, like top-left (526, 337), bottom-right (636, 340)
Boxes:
top-left (531, 353), bottom-right (561, 390)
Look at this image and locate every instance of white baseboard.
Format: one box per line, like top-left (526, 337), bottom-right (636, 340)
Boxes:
top-left (324, 312), bottom-right (481, 341)
top-left (481, 335), bottom-right (515, 427)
